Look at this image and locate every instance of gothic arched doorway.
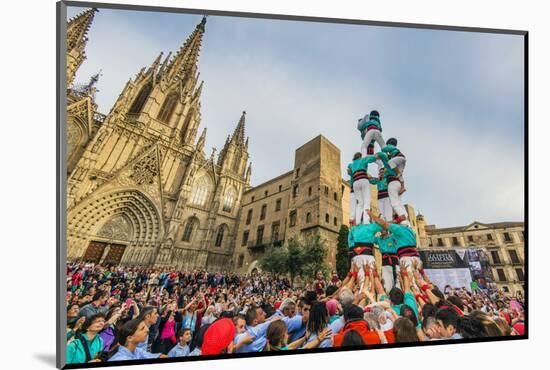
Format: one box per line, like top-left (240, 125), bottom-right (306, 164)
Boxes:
top-left (67, 189), bottom-right (163, 265)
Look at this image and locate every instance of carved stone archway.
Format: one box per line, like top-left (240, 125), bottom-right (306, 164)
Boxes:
top-left (67, 189), bottom-right (163, 265)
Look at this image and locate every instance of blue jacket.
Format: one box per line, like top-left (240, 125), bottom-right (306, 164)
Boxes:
top-left (108, 345), bottom-right (161, 361)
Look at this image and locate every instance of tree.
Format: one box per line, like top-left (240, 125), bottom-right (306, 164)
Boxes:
top-left (258, 234), bottom-right (328, 285)
top-left (301, 234), bottom-right (329, 281)
top-left (336, 225), bottom-right (350, 279)
top-left (259, 245), bottom-right (288, 276)
top-left (286, 237), bottom-right (306, 284)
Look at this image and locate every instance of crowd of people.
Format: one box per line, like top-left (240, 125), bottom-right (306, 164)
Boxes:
top-left (65, 110), bottom-right (525, 365)
top-left (65, 261), bottom-right (525, 364)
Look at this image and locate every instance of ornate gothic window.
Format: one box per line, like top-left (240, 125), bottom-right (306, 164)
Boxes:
top-left (215, 224), bottom-right (226, 247)
top-left (190, 176), bottom-right (211, 206)
top-left (129, 83), bottom-right (152, 114)
top-left (223, 187), bottom-right (237, 212)
top-left (182, 217), bottom-right (198, 242)
top-left (157, 92), bottom-right (178, 123)
top-left (96, 214), bottom-right (133, 241)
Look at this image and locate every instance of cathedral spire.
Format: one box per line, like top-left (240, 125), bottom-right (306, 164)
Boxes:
top-left (147, 51), bottom-right (163, 75)
top-left (164, 16), bottom-right (207, 84)
top-left (245, 162), bottom-right (252, 184)
top-left (217, 135), bottom-right (231, 166)
top-left (157, 51), bottom-right (172, 77)
top-left (230, 111), bottom-right (246, 146)
top-left (66, 8), bottom-right (98, 86)
top-left (192, 80), bottom-right (204, 101)
top-left (67, 8), bottom-right (97, 52)
top-left (196, 127), bottom-right (207, 153)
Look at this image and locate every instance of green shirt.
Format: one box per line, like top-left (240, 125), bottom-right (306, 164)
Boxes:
top-left (382, 144), bottom-right (401, 159)
top-left (388, 223), bottom-right (417, 248)
top-left (381, 291), bottom-right (420, 327)
top-left (358, 117), bottom-right (382, 139)
top-left (375, 235), bottom-right (397, 254)
top-left (66, 333), bottom-right (104, 364)
top-left (375, 152), bottom-right (397, 176)
top-left (347, 163), bottom-right (354, 187)
top-left (348, 156), bottom-right (377, 175)
top-left (369, 176), bottom-right (389, 194)
top-left (348, 223), bottom-right (383, 247)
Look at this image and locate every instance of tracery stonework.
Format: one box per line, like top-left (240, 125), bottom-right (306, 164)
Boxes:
top-left (130, 151), bottom-right (158, 185)
top-left (97, 214), bottom-right (133, 241)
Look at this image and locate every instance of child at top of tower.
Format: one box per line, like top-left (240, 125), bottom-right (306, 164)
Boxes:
top-left (357, 110), bottom-right (385, 158)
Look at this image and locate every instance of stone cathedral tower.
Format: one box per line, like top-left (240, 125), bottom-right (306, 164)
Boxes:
top-left (66, 12), bottom-right (251, 271)
top-left (66, 7), bottom-right (97, 86)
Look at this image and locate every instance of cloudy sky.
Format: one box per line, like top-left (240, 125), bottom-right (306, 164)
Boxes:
top-left (67, 7), bottom-right (525, 228)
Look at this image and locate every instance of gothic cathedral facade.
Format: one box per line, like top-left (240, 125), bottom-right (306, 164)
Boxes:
top-left (65, 9), bottom-right (252, 271)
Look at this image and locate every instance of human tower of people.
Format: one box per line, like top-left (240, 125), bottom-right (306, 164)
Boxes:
top-left (64, 111), bottom-right (525, 365)
top-left (347, 109), bottom-right (420, 294)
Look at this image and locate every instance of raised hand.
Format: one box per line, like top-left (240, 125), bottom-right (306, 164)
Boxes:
top-left (318, 328), bottom-right (333, 341)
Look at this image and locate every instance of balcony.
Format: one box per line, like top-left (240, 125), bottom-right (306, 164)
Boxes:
top-left (248, 241), bottom-right (266, 251)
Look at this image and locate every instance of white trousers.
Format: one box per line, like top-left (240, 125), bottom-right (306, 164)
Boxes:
top-left (388, 156), bottom-right (407, 182)
top-left (399, 256), bottom-right (423, 274)
top-left (353, 178), bottom-right (371, 224)
top-left (382, 264), bottom-right (400, 293)
top-left (361, 129), bottom-right (385, 158)
top-left (378, 197), bottom-right (393, 222)
top-left (349, 190), bottom-right (357, 223)
top-left (388, 181), bottom-right (407, 218)
top-left (352, 254), bottom-right (376, 289)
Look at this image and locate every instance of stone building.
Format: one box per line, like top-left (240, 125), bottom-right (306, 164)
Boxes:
top-left (66, 11), bottom-right (252, 271)
top-left (232, 135), bottom-right (357, 274)
top-left (416, 215), bottom-right (525, 295)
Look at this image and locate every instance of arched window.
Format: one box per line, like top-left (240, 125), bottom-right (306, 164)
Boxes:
top-left (325, 213), bottom-right (330, 223)
top-left (215, 224), bottom-right (226, 247)
top-left (190, 176), bottom-right (211, 206)
top-left (182, 217), bottom-right (198, 242)
top-left (306, 212), bottom-right (312, 223)
top-left (223, 187), bottom-right (237, 212)
top-left (157, 92), bottom-right (178, 123)
top-left (128, 83), bottom-right (152, 114)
